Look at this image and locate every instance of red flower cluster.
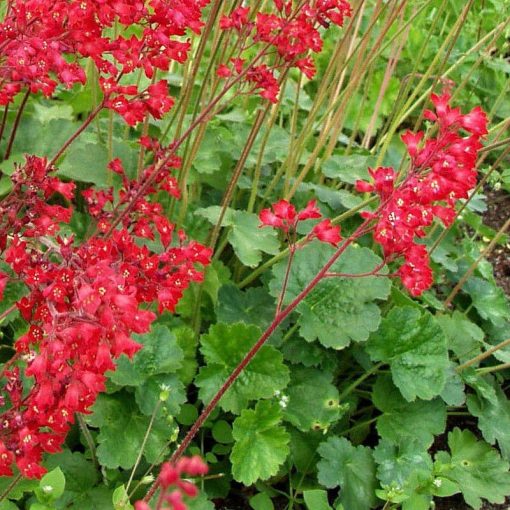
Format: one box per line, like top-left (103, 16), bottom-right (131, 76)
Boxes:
top-left (260, 199), bottom-right (342, 246)
top-left (355, 93), bottom-right (488, 296)
top-left (0, 154), bottom-right (210, 478)
top-left (0, 0), bottom-right (210, 123)
top-left (135, 456), bottom-right (208, 510)
top-left (218, 0), bottom-right (351, 102)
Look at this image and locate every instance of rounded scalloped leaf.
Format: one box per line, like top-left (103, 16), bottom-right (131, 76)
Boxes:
top-left (231, 400), bottom-right (290, 485)
top-left (269, 242), bottom-right (391, 349)
top-left (195, 323), bottom-right (289, 414)
top-left (366, 307), bottom-right (449, 401)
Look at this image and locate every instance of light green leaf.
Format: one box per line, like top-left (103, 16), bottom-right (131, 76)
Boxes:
top-left (228, 211), bottom-right (280, 267)
top-left (322, 154), bottom-right (373, 184)
top-left (434, 428), bottom-right (510, 509)
top-left (188, 493), bottom-right (215, 510)
top-left (373, 376), bottom-right (446, 448)
top-left (283, 367), bottom-right (341, 432)
top-left (86, 392), bottom-right (171, 469)
top-left (317, 437), bottom-right (377, 510)
top-left (35, 467), bottom-right (66, 503)
top-left (231, 400), bottom-right (290, 485)
top-left (112, 485), bottom-right (133, 510)
top-left (195, 323), bottom-right (289, 414)
top-left (249, 492), bottom-right (274, 510)
top-left (270, 243), bottom-right (391, 349)
top-left (57, 140), bottom-right (110, 187)
top-left (366, 307), bottom-right (449, 401)
top-left (303, 490), bottom-right (332, 510)
top-left (0, 501), bottom-right (19, 510)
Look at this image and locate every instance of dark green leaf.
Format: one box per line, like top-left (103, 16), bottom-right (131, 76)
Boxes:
top-left (86, 393), bottom-right (171, 469)
top-left (366, 307), bottom-right (449, 401)
top-left (317, 436), bottom-right (377, 510)
top-left (270, 243), bottom-right (391, 349)
top-left (373, 376), bottom-right (446, 448)
top-left (434, 428), bottom-right (510, 509)
top-left (195, 323), bottom-right (289, 414)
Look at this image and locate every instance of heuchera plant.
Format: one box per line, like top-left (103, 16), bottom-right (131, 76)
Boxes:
top-left (0, 0), bottom-right (494, 507)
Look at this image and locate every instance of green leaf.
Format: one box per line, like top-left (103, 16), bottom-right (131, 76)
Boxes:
top-left (269, 243), bottom-right (391, 349)
top-left (86, 392), bottom-right (171, 469)
top-left (110, 325), bottom-right (183, 386)
top-left (112, 485), bottom-right (133, 510)
top-left (436, 311), bottom-right (484, 362)
top-left (216, 285), bottom-right (275, 331)
top-left (173, 326), bottom-right (198, 385)
top-left (44, 450), bottom-right (98, 494)
top-left (467, 382), bottom-right (510, 460)
top-left (134, 373), bottom-right (185, 416)
top-left (373, 376), bottom-right (446, 448)
top-left (231, 400), bottom-right (290, 485)
top-left (249, 493), bottom-right (274, 510)
top-left (57, 140), bottom-right (110, 187)
top-left (322, 154), bottom-right (373, 184)
top-left (373, 438), bottom-right (432, 487)
top-left (303, 490), bottom-right (332, 510)
top-left (188, 493), bottom-right (215, 510)
top-left (434, 428), bottom-right (510, 509)
top-left (0, 501), bottom-right (19, 510)
top-left (195, 323), bottom-right (289, 414)
top-left (366, 307), bottom-right (449, 401)
top-left (317, 437), bottom-right (377, 510)
top-left (283, 367), bottom-right (341, 432)
top-left (35, 467), bottom-right (65, 503)
top-left (195, 207), bottom-right (280, 267)
top-left (0, 476), bottom-right (38, 501)
top-left (464, 277), bottom-right (510, 327)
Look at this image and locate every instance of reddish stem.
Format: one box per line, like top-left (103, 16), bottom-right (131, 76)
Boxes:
top-left (3, 88), bottom-right (30, 161)
top-left (47, 101), bottom-right (105, 167)
top-left (0, 304), bottom-right (16, 323)
top-left (143, 219), bottom-right (371, 502)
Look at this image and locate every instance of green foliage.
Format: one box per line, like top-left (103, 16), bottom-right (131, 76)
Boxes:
top-left (270, 243), bottom-right (391, 349)
top-left (196, 207), bottom-right (280, 267)
top-left (86, 392), bottom-right (173, 469)
top-left (317, 436), bottom-right (377, 510)
top-left (283, 367), bottom-right (342, 432)
top-left (231, 400), bottom-right (290, 485)
top-left (195, 323), bottom-right (289, 414)
top-left (373, 376), bottom-right (446, 448)
top-left (435, 428), bottom-right (510, 509)
top-left (367, 307), bottom-right (449, 401)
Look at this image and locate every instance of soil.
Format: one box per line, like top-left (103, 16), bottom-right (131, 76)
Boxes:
top-left (483, 188), bottom-right (510, 296)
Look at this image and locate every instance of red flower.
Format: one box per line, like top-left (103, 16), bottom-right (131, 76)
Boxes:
top-left (310, 219), bottom-right (342, 246)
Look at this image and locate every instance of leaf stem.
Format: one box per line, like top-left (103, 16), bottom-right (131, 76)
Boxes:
top-left (48, 101), bottom-right (105, 168)
top-left (125, 401), bottom-right (162, 500)
top-left (3, 88), bottom-right (30, 161)
top-left (77, 414), bottom-right (99, 470)
top-left (456, 337), bottom-right (510, 372)
top-left (338, 362), bottom-right (384, 402)
top-left (143, 219), bottom-right (372, 502)
top-left (0, 473), bottom-right (21, 502)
